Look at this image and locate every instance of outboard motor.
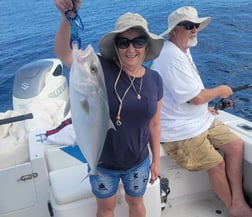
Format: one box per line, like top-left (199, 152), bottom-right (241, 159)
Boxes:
top-left (13, 59), bottom-right (69, 112)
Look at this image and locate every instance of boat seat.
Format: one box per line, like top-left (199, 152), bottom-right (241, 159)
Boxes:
top-left (46, 146), bottom-right (123, 205)
top-left (49, 163), bottom-right (94, 205)
top-left (46, 146), bottom-right (93, 205)
top-left (45, 146), bottom-right (82, 172)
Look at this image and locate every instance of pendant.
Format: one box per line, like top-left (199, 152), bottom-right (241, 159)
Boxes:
top-left (116, 115), bottom-right (122, 126)
top-left (116, 120), bottom-right (122, 126)
top-left (137, 94), bottom-right (141, 100)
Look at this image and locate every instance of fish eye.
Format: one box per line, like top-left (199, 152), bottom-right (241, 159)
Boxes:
top-left (90, 63), bottom-right (98, 75)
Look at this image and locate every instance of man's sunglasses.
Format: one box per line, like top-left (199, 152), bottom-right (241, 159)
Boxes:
top-left (114, 36), bottom-right (147, 49)
top-left (177, 21), bottom-right (200, 30)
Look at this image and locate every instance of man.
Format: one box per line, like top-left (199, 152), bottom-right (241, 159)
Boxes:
top-left (152, 6), bottom-right (252, 217)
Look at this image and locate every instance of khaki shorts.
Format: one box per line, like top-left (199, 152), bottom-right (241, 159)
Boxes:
top-left (162, 119), bottom-right (239, 171)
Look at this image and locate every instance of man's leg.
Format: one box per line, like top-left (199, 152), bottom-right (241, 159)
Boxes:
top-left (220, 139), bottom-right (252, 217)
top-left (208, 160), bottom-right (232, 208)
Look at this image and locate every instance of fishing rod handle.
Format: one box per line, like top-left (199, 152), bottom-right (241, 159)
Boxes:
top-left (0, 113), bottom-right (33, 125)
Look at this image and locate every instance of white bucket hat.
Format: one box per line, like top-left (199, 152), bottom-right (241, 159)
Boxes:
top-left (98, 12), bottom-right (164, 61)
top-left (161, 6), bottom-right (211, 37)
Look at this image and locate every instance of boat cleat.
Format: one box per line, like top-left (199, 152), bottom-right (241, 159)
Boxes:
top-left (35, 132), bottom-right (47, 143)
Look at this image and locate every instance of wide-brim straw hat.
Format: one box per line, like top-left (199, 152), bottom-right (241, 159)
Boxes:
top-left (161, 6), bottom-right (211, 37)
top-left (98, 12), bottom-right (164, 61)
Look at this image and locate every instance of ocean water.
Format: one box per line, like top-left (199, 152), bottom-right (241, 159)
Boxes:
top-left (0, 0), bottom-right (252, 121)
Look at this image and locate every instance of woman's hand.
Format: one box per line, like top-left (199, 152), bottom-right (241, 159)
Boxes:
top-left (54, 0), bottom-right (82, 15)
top-left (149, 161), bottom-right (160, 185)
top-left (54, 0), bottom-right (83, 68)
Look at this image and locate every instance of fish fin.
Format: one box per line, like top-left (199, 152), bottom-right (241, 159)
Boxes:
top-left (81, 98), bottom-right (89, 115)
top-left (64, 98), bottom-right (71, 117)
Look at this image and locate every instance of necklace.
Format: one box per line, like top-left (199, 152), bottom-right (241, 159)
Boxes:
top-left (172, 37), bottom-right (199, 75)
top-left (185, 52), bottom-right (199, 74)
top-left (128, 75), bottom-right (143, 100)
top-left (114, 69), bottom-right (135, 126)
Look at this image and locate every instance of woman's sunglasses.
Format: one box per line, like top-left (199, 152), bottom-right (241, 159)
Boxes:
top-left (177, 21), bottom-right (200, 30)
top-left (114, 36), bottom-right (147, 49)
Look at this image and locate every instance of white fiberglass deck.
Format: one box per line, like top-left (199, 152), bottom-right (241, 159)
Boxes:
top-left (161, 195), bottom-right (227, 217)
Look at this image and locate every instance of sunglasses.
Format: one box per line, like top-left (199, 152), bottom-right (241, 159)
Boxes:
top-left (114, 36), bottom-right (147, 49)
top-left (177, 22), bottom-right (200, 30)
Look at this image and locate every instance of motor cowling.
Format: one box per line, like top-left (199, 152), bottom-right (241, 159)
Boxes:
top-left (13, 58), bottom-right (69, 112)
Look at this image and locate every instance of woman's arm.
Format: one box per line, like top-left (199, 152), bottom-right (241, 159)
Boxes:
top-left (54, 0), bottom-right (82, 68)
top-left (148, 99), bottom-right (162, 184)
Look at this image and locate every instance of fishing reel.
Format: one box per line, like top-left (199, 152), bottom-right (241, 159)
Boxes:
top-left (214, 98), bottom-right (234, 110)
top-left (213, 83), bottom-right (252, 110)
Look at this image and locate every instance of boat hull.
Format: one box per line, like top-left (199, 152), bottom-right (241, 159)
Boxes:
top-left (216, 111), bottom-right (252, 206)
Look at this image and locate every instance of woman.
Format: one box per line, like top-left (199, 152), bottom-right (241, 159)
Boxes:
top-left (54, 1), bottom-right (164, 216)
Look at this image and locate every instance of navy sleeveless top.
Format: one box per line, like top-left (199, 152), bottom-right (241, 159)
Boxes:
top-left (99, 56), bottom-right (163, 170)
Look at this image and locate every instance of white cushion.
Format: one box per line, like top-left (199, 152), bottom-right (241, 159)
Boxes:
top-left (49, 163), bottom-right (93, 205)
top-left (0, 111), bottom-right (29, 169)
top-left (45, 146), bottom-right (82, 171)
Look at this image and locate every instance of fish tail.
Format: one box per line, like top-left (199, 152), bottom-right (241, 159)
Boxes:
top-left (109, 119), bottom-right (116, 131)
top-left (80, 169), bottom-right (103, 182)
top-left (80, 173), bottom-right (90, 182)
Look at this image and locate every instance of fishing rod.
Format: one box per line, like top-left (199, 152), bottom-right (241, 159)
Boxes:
top-left (0, 113), bottom-right (33, 125)
top-left (214, 84), bottom-right (252, 110)
top-left (231, 84), bottom-right (252, 92)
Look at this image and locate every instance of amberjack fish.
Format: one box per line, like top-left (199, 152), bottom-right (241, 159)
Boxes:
top-left (69, 44), bottom-right (115, 176)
